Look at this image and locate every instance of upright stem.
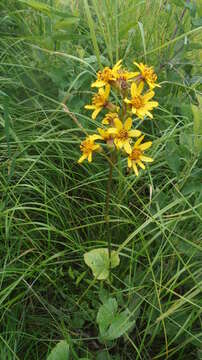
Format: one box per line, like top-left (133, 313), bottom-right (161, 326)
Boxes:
top-left (105, 153), bottom-right (113, 282)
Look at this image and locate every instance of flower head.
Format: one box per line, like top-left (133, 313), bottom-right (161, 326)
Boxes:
top-left (124, 82), bottom-right (158, 119)
top-left (109, 117), bottom-right (141, 153)
top-left (102, 112), bottom-right (119, 125)
top-left (127, 135), bottom-right (153, 176)
top-left (113, 64), bottom-right (139, 91)
top-left (91, 60), bottom-right (122, 88)
top-left (91, 67), bottom-right (115, 88)
top-left (78, 134), bottom-right (101, 163)
top-left (85, 85), bottom-right (111, 120)
top-left (134, 62), bottom-right (160, 89)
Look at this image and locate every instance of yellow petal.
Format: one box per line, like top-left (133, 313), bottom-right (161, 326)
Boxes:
top-left (128, 158), bottom-right (132, 167)
top-left (137, 160), bottom-right (145, 169)
top-left (78, 154), bottom-right (87, 163)
top-left (92, 107), bottom-right (102, 120)
top-left (132, 107), bottom-right (137, 115)
top-left (114, 118), bottom-right (123, 130)
top-left (108, 127), bottom-right (117, 134)
top-left (124, 117), bottom-right (132, 130)
top-left (131, 82), bottom-right (137, 97)
top-left (133, 163), bottom-right (139, 176)
top-left (114, 139), bottom-right (120, 149)
top-left (105, 84), bottom-right (111, 98)
top-left (88, 153), bottom-right (92, 162)
top-left (113, 59), bottom-right (122, 71)
top-left (145, 111), bottom-right (153, 119)
top-left (140, 155), bottom-right (153, 162)
top-left (136, 109), bottom-right (144, 119)
top-left (99, 87), bottom-right (105, 96)
top-left (85, 104), bottom-right (95, 110)
top-left (137, 81), bottom-right (144, 95)
top-left (93, 144), bottom-right (101, 150)
top-left (127, 71), bottom-right (139, 79)
top-left (139, 141), bottom-right (152, 150)
top-left (124, 98), bottom-right (131, 104)
top-left (143, 91), bottom-right (155, 101)
top-left (134, 135), bottom-right (145, 147)
top-left (124, 141), bottom-right (132, 154)
top-left (90, 134), bottom-right (102, 141)
top-left (102, 118), bottom-right (109, 125)
top-left (148, 101), bottom-right (158, 107)
top-left (133, 61), bottom-right (141, 71)
top-left (128, 129), bottom-right (141, 138)
top-left (91, 80), bottom-right (106, 88)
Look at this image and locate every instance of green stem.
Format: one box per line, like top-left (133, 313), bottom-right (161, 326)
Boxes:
top-left (105, 153), bottom-right (113, 282)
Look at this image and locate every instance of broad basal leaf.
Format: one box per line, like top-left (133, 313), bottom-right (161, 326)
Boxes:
top-left (84, 248), bottom-right (120, 280)
top-left (47, 340), bottom-right (69, 360)
top-left (96, 297), bottom-right (133, 341)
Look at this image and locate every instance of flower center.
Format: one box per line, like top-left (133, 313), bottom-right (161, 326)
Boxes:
top-left (132, 96), bottom-right (143, 109)
top-left (93, 94), bottom-right (106, 106)
top-left (130, 148), bottom-right (142, 160)
top-left (98, 68), bottom-right (112, 82)
top-left (80, 140), bottom-right (94, 154)
top-left (118, 129), bottom-right (129, 140)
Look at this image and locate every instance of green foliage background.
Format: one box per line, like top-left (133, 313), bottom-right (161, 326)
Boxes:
top-left (0, 0), bottom-right (201, 359)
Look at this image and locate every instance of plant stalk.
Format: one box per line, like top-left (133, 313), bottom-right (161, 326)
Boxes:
top-left (105, 153), bottom-right (113, 282)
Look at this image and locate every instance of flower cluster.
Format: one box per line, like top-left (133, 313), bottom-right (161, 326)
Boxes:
top-left (78, 60), bottom-right (160, 176)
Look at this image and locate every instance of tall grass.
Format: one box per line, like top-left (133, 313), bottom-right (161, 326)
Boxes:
top-left (0, 0), bottom-right (201, 359)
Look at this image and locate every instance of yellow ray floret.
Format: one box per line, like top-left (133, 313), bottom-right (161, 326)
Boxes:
top-left (126, 135), bottom-right (153, 176)
top-left (78, 134), bottom-right (101, 163)
top-left (124, 82), bottom-right (158, 119)
top-left (108, 117), bottom-right (141, 153)
top-left (85, 84), bottom-right (110, 120)
top-left (134, 62), bottom-right (160, 89)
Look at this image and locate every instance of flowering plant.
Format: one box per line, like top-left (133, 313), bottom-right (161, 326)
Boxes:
top-left (79, 60), bottom-right (160, 282)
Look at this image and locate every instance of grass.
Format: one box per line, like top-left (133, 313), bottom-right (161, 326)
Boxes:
top-left (0, 0), bottom-right (202, 359)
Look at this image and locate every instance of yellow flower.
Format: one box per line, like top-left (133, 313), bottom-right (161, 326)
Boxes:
top-left (78, 134), bottom-right (101, 163)
top-left (127, 135), bottom-right (153, 176)
top-left (108, 117), bottom-right (141, 153)
top-left (124, 82), bottom-right (158, 119)
top-left (97, 128), bottom-right (114, 141)
top-left (85, 84), bottom-right (110, 120)
top-left (134, 62), bottom-right (160, 89)
top-left (102, 112), bottom-right (119, 125)
top-left (91, 60), bottom-right (122, 88)
top-left (114, 69), bottom-right (138, 82)
top-left (91, 67), bottom-right (114, 88)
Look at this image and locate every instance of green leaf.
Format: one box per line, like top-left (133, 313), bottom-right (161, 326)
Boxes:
top-left (96, 298), bottom-right (133, 341)
top-left (192, 95), bottom-right (202, 153)
top-left (106, 309), bottom-right (133, 341)
top-left (96, 298), bottom-right (118, 334)
top-left (84, 248), bottom-right (120, 280)
top-left (182, 181), bottom-right (202, 195)
top-left (47, 340), bottom-right (69, 360)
